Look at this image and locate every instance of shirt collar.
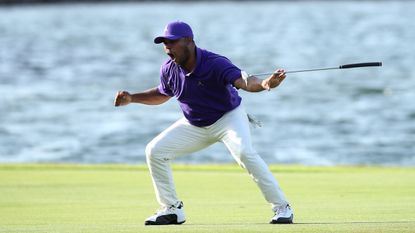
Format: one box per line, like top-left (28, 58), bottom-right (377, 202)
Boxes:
top-left (185, 47), bottom-right (202, 77)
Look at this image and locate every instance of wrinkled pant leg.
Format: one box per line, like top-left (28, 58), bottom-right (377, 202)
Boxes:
top-left (214, 106), bottom-right (289, 209)
top-left (145, 118), bottom-right (213, 207)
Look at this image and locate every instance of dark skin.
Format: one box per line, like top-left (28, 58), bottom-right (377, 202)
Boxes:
top-left (114, 38), bottom-right (286, 107)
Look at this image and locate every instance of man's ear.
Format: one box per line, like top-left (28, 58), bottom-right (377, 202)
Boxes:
top-left (184, 37), bottom-right (194, 44)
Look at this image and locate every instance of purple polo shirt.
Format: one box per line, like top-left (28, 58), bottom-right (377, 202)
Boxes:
top-left (158, 47), bottom-right (242, 127)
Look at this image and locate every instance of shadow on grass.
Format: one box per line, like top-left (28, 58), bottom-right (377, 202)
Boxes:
top-left (185, 220), bottom-right (415, 226)
top-left (295, 220), bottom-right (415, 225)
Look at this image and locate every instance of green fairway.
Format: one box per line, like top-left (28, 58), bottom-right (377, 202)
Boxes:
top-left (0, 164), bottom-right (414, 233)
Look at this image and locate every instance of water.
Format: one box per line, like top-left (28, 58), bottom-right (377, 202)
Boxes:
top-left (1, 1), bottom-right (414, 165)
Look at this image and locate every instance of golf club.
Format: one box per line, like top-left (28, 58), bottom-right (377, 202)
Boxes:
top-left (243, 62), bottom-right (382, 78)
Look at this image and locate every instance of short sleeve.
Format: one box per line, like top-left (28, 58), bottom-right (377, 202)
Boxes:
top-left (157, 66), bottom-right (174, 97)
top-left (214, 56), bottom-right (242, 85)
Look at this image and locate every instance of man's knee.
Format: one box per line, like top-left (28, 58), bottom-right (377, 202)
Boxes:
top-left (145, 141), bottom-right (157, 162)
top-left (238, 146), bottom-right (259, 162)
top-left (145, 139), bottom-right (170, 163)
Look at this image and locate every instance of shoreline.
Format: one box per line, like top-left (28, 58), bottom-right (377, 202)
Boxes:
top-left (1, 163), bottom-right (413, 172)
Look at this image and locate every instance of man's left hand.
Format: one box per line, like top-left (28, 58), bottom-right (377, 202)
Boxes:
top-left (261, 69), bottom-right (286, 91)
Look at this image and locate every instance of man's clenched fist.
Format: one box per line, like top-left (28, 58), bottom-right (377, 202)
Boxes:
top-left (114, 91), bottom-right (132, 107)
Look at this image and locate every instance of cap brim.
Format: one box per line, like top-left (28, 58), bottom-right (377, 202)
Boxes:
top-left (154, 35), bottom-right (182, 44)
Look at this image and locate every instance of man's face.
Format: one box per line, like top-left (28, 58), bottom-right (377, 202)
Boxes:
top-left (163, 38), bottom-right (191, 66)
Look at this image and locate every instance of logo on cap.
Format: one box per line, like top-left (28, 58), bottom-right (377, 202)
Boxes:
top-left (154, 21), bottom-right (194, 44)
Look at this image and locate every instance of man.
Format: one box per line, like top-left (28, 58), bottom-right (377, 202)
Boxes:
top-left (114, 21), bottom-right (293, 225)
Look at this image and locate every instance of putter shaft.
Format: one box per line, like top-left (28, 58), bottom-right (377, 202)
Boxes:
top-left (250, 62), bottom-right (382, 77)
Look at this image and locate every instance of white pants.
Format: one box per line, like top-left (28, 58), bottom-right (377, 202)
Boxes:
top-left (145, 105), bottom-right (289, 211)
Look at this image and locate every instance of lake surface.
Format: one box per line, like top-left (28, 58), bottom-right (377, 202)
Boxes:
top-left (1, 1), bottom-right (414, 165)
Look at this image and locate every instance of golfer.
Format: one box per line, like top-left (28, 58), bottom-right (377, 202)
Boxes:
top-left (114, 21), bottom-right (293, 225)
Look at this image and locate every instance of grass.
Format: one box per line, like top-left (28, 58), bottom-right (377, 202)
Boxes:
top-left (0, 164), bottom-right (414, 233)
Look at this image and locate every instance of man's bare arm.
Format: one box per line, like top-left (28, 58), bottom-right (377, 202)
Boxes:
top-left (233, 69), bottom-right (286, 92)
top-left (114, 87), bottom-right (171, 106)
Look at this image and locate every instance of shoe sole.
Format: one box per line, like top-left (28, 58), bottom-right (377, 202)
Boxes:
top-left (145, 220), bottom-right (185, 225)
top-left (270, 214), bottom-right (293, 224)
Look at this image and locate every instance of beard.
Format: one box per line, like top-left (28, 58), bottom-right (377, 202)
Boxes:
top-left (175, 46), bottom-right (191, 67)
